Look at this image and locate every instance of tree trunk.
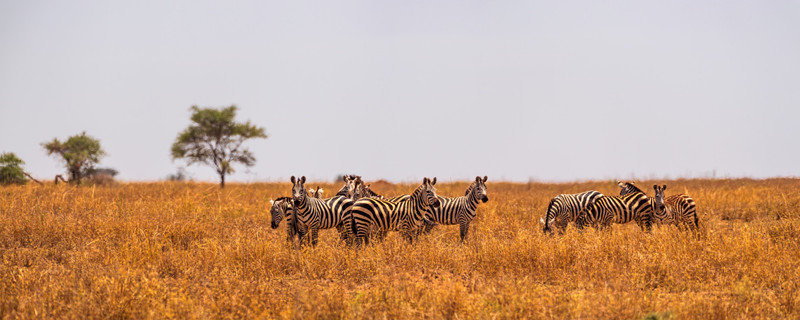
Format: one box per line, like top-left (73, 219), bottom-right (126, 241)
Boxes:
top-left (220, 173), bottom-right (226, 188)
top-left (23, 172), bottom-right (43, 185)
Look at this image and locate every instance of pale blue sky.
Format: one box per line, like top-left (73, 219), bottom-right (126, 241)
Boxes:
top-left (1, 1), bottom-right (798, 182)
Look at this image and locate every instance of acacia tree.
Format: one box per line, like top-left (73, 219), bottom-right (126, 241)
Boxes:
top-left (42, 132), bottom-right (106, 185)
top-left (171, 105), bottom-right (267, 188)
top-left (0, 152), bottom-right (29, 185)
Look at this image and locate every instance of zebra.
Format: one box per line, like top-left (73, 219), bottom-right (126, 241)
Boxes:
top-left (334, 175), bottom-right (360, 197)
top-left (348, 177), bottom-right (441, 245)
top-left (619, 182), bottom-right (698, 230)
top-left (290, 175), bottom-right (355, 245)
top-left (309, 186), bottom-right (324, 198)
top-left (421, 176), bottom-right (489, 242)
top-left (350, 178), bottom-right (384, 200)
top-left (575, 182), bottom-right (653, 232)
top-left (541, 190), bottom-right (603, 234)
top-left (269, 197), bottom-right (307, 243)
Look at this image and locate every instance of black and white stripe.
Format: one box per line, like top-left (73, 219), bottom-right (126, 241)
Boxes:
top-left (269, 197), bottom-right (307, 242)
top-left (541, 190), bottom-right (603, 234)
top-left (619, 182), bottom-right (698, 230)
top-left (291, 175), bottom-right (354, 245)
top-left (348, 177), bottom-right (441, 245)
top-left (576, 182), bottom-right (653, 232)
top-left (422, 176), bottom-right (489, 241)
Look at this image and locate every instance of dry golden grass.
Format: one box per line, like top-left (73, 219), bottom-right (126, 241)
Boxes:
top-left (1, 178), bottom-right (799, 319)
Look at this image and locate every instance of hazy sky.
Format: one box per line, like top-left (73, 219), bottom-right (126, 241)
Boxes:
top-left (1, 1), bottom-right (798, 183)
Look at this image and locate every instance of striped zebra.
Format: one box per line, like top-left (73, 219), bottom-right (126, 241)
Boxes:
top-left (309, 186), bottom-right (324, 198)
top-left (541, 190), bottom-right (603, 234)
top-left (269, 197), bottom-right (307, 242)
top-left (350, 178), bottom-right (384, 200)
top-left (348, 177), bottom-right (441, 245)
top-left (334, 175), bottom-right (359, 197)
top-left (422, 176), bottom-right (489, 242)
top-left (575, 182), bottom-right (653, 232)
top-left (619, 182), bottom-right (698, 230)
top-left (290, 175), bottom-right (355, 245)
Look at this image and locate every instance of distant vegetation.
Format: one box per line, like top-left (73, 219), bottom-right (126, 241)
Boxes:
top-left (171, 105), bottom-right (267, 188)
top-left (0, 152), bottom-right (28, 185)
top-left (42, 131), bottom-right (107, 185)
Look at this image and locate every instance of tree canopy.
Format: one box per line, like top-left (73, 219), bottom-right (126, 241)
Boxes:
top-left (0, 152), bottom-right (29, 185)
top-left (171, 105), bottom-right (267, 187)
top-left (42, 132), bottom-right (106, 185)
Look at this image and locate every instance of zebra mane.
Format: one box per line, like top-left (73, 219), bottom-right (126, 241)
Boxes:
top-left (618, 181), bottom-right (645, 195)
top-left (465, 181), bottom-right (477, 196)
top-left (273, 196), bottom-right (292, 202)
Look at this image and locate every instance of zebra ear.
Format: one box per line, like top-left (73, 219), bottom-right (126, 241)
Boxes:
top-left (483, 176), bottom-right (488, 182)
top-left (270, 199), bottom-right (274, 205)
top-left (291, 176), bottom-right (296, 184)
top-left (662, 185), bottom-right (667, 190)
top-left (653, 184), bottom-right (658, 191)
top-left (432, 177), bottom-right (437, 185)
top-left (423, 177), bottom-right (428, 184)
top-left (319, 188), bottom-right (324, 195)
top-left (300, 176), bottom-right (306, 184)
top-left (476, 176), bottom-right (481, 182)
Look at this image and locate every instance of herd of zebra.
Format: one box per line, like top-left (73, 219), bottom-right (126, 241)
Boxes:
top-left (269, 175), bottom-right (488, 246)
top-left (268, 175), bottom-right (698, 247)
top-left (543, 181), bottom-right (699, 234)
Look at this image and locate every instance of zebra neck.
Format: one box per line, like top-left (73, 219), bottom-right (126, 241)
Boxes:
top-left (408, 187), bottom-right (428, 214)
top-left (466, 191), bottom-right (480, 208)
top-left (335, 185), bottom-right (348, 197)
top-left (294, 197), bottom-right (309, 216)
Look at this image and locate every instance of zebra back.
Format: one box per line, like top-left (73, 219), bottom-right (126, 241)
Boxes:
top-left (349, 177), bottom-right (439, 244)
top-left (577, 191), bottom-right (653, 232)
top-left (542, 190), bottom-right (602, 233)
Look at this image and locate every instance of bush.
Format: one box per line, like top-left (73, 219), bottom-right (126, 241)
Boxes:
top-left (0, 152), bottom-right (28, 185)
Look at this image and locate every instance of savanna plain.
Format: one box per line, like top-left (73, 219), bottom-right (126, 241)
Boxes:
top-left (1, 178), bottom-right (799, 319)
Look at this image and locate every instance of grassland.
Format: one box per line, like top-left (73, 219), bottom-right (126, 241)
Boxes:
top-left (1, 178), bottom-right (799, 319)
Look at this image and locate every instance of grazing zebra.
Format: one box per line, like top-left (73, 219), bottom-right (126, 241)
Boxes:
top-left (422, 176), bottom-right (489, 242)
top-left (290, 176), bottom-right (354, 245)
top-left (269, 197), bottom-right (307, 243)
top-left (541, 190), bottom-right (604, 234)
top-left (619, 182), bottom-right (698, 230)
top-left (348, 177), bottom-right (441, 245)
top-left (575, 182), bottom-right (653, 232)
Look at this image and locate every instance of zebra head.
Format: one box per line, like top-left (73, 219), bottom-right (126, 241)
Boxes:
top-left (470, 176), bottom-right (489, 203)
top-left (618, 181), bottom-right (645, 196)
top-left (269, 197), bottom-right (291, 229)
top-left (290, 176), bottom-right (307, 206)
top-left (344, 174), bottom-right (360, 198)
top-left (652, 184), bottom-right (667, 214)
top-left (350, 177), bottom-right (364, 200)
top-left (308, 186), bottom-right (324, 198)
top-left (422, 177), bottom-right (441, 208)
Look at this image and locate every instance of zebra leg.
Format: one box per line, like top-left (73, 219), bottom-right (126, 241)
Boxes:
top-left (310, 227), bottom-right (319, 247)
top-left (423, 219), bottom-right (436, 234)
top-left (459, 222), bottom-right (470, 242)
top-left (557, 220), bottom-right (568, 234)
